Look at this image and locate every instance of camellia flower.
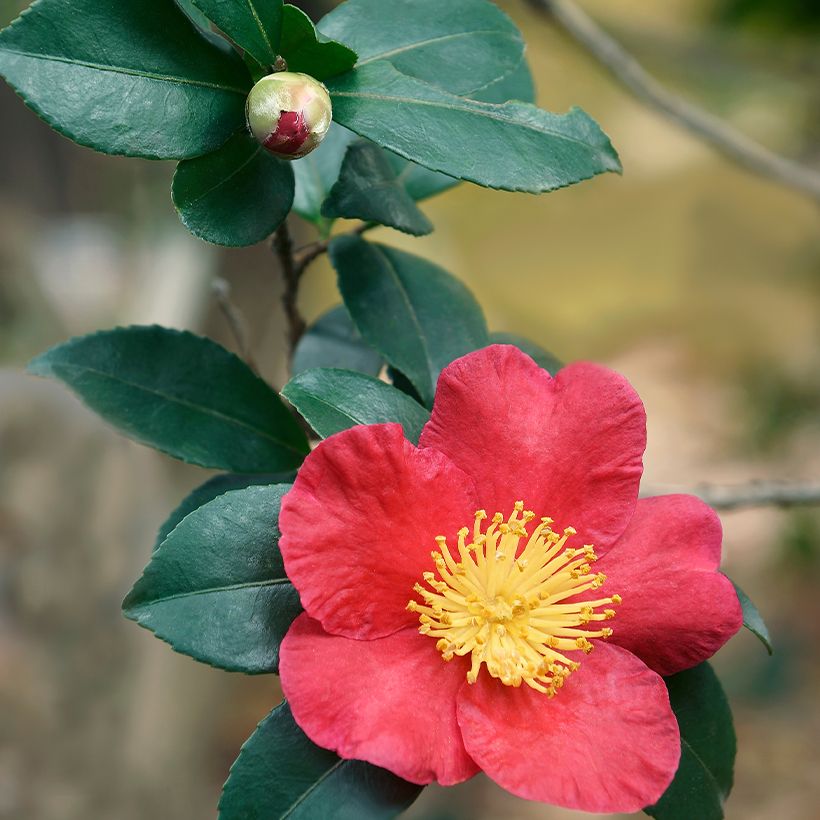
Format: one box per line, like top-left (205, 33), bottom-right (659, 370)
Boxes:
top-left (246, 71), bottom-right (332, 159)
top-left (278, 344), bottom-right (743, 813)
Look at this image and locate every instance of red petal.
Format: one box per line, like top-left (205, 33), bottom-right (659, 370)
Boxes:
top-left (596, 495), bottom-right (743, 676)
top-left (420, 346), bottom-right (646, 553)
top-left (456, 642), bottom-right (680, 812)
top-left (279, 423), bottom-right (477, 639)
top-left (280, 614), bottom-right (479, 785)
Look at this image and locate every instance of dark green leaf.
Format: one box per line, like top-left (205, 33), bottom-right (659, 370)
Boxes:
top-left (319, 0), bottom-right (523, 96)
top-left (175, 0), bottom-right (235, 52)
top-left (173, 131), bottom-right (294, 246)
top-left (282, 368), bottom-right (430, 443)
top-left (328, 61), bottom-right (622, 193)
top-left (154, 471), bottom-right (295, 551)
top-left (292, 305), bottom-right (383, 377)
top-left (28, 326), bottom-right (309, 472)
top-left (330, 236), bottom-right (489, 406)
top-left (124, 485), bottom-right (300, 674)
top-left (730, 579), bottom-right (773, 654)
top-left (0, 0), bottom-right (250, 159)
top-left (646, 663), bottom-right (735, 820)
top-left (490, 332), bottom-right (562, 375)
top-left (322, 141), bottom-right (433, 236)
top-left (379, 58), bottom-right (536, 203)
top-left (219, 701), bottom-right (423, 819)
top-left (471, 56), bottom-right (535, 104)
top-left (292, 123), bottom-right (357, 229)
top-left (190, 0), bottom-right (282, 67)
top-left (280, 4), bottom-right (357, 81)
top-left (383, 155), bottom-right (460, 203)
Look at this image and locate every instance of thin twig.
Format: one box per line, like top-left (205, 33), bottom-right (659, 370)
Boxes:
top-left (212, 277), bottom-right (259, 373)
top-left (641, 480), bottom-right (820, 511)
top-left (272, 221), bottom-right (307, 356)
top-left (527, 0), bottom-right (820, 204)
top-left (292, 222), bottom-right (372, 275)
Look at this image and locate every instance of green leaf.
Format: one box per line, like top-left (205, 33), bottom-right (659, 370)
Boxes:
top-left (292, 305), bottom-right (384, 378)
top-left (292, 123), bottom-right (358, 229)
top-left (283, 368), bottom-right (430, 444)
top-left (327, 61), bottom-right (622, 194)
top-left (124, 485), bottom-right (300, 674)
top-left (154, 471), bottom-right (295, 551)
top-left (280, 4), bottom-right (357, 81)
top-left (173, 131), bottom-right (295, 247)
top-left (646, 663), bottom-right (735, 820)
top-left (730, 579), bottom-right (773, 655)
top-left (0, 0), bottom-right (251, 159)
top-left (379, 58), bottom-right (537, 203)
top-left (330, 236), bottom-right (489, 407)
top-left (190, 0), bottom-right (282, 68)
top-left (383, 154), bottom-right (459, 204)
top-left (471, 56), bottom-right (535, 104)
top-left (319, 0), bottom-right (524, 96)
top-left (174, 0), bottom-right (235, 53)
top-left (219, 701), bottom-right (423, 819)
top-left (490, 332), bottom-right (562, 375)
top-left (28, 326), bottom-right (309, 472)
top-left (322, 141), bottom-right (433, 236)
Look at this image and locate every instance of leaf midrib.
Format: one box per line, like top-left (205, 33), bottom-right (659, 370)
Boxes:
top-left (45, 360), bottom-right (305, 454)
top-left (682, 736), bottom-right (724, 801)
top-left (129, 576), bottom-right (291, 609)
top-left (370, 245), bottom-right (436, 399)
top-left (181, 142), bottom-right (263, 207)
top-left (281, 758), bottom-right (345, 818)
top-left (287, 386), bottom-right (366, 432)
top-left (356, 29), bottom-right (519, 67)
top-left (332, 85), bottom-right (602, 152)
top-left (0, 46), bottom-right (249, 95)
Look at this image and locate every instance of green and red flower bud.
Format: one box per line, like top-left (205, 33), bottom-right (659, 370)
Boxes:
top-left (245, 72), bottom-right (332, 160)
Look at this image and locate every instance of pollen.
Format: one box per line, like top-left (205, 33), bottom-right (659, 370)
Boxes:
top-left (408, 503), bottom-right (621, 697)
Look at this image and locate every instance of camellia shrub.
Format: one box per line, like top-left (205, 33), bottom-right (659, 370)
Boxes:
top-left (0, 0), bottom-right (771, 817)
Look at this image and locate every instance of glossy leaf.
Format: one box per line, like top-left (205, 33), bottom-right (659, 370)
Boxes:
top-left (28, 326), bottom-right (309, 472)
top-left (280, 4), bottom-right (357, 81)
top-left (330, 236), bottom-right (489, 406)
top-left (471, 56), bottom-right (536, 104)
top-left (154, 471), bottom-right (295, 551)
top-left (327, 61), bottom-right (622, 193)
top-left (490, 332), bottom-right (562, 375)
top-left (322, 141), bottom-right (433, 236)
top-left (292, 305), bottom-right (384, 377)
top-left (380, 57), bottom-right (537, 203)
top-left (173, 131), bottom-right (295, 246)
top-left (219, 701), bottom-right (422, 819)
top-left (0, 0), bottom-right (250, 159)
top-left (124, 485), bottom-right (300, 674)
top-left (175, 0), bottom-right (235, 52)
top-left (292, 124), bottom-right (358, 229)
top-left (190, 0), bottom-right (282, 67)
top-left (283, 368), bottom-right (430, 443)
top-left (646, 663), bottom-right (735, 820)
top-left (319, 0), bottom-right (523, 96)
top-left (730, 579), bottom-right (773, 655)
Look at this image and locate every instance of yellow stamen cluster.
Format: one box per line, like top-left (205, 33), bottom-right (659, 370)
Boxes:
top-left (407, 502), bottom-right (621, 696)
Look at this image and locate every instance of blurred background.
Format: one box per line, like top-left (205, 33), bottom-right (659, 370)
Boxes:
top-left (1, 0), bottom-right (818, 817)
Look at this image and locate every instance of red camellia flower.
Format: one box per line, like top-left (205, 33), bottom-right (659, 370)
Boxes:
top-left (278, 344), bottom-right (743, 813)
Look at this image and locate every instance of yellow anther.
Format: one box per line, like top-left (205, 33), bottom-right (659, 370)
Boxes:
top-left (611, 594), bottom-right (622, 605)
top-left (409, 504), bottom-right (619, 697)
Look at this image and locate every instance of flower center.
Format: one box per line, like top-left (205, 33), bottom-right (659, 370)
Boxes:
top-left (407, 502), bottom-right (621, 696)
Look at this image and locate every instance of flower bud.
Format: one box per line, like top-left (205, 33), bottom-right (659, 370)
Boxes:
top-left (246, 72), bottom-right (332, 160)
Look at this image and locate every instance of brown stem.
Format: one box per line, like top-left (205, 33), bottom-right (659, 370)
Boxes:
top-left (273, 220), bottom-right (307, 357)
